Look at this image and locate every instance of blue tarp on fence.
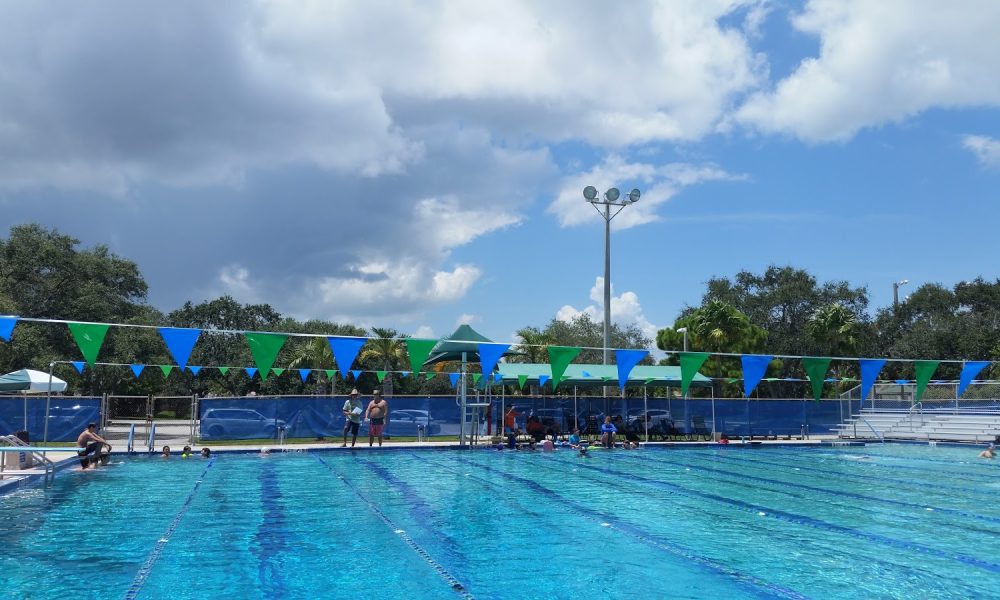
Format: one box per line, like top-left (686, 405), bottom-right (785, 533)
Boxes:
top-left (0, 396), bottom-right (102, 442)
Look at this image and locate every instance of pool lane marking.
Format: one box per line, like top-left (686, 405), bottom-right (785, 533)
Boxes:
top-left (314, 455), bottom-right (474, 600)
top-left (770, 446), bottom-right (1000, 470)
top-left (250, 461), bottom-right (290, 594)
top-left (762, 446), bottom-right (1000, 480)
top-left (539, 453), bottom-right (1000, 575)
top-left (705, 450), bottom-right (999, 500)
top-left (123, 459), bottom-right (215, 600)
top-left (430, 453), bottom-right (809, 600)
top-left (621, 451), bottom-right (1000, 529)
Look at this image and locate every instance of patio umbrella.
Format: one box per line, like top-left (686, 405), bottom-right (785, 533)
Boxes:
top-left (0, 369), bottom-right (68, 393)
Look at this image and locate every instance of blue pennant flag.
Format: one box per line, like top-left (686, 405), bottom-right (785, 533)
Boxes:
top-left (494, 372), bottom-right (502, 383)
top-left (449, 373), bottom-right (460, 388)
top-left (188, 366), bottom-right (201, 375)
top-left (894, 379), bottom-right (910, 385)
top-left (298, 369), bottom-right (311, 382)
top-left (477, 343), bottom-right (510, 376)
top-left (582, 371), bottom-right (591, 378)
top-left (539, 374), bottom-right (550, 388)
top-left (158, 327), bottom-right (202, 370)
top-left (0, 316), bottom-right (17, 342)
top-left (400, 371), bottom-right (410, 378)
top-left (327, 336), bottom-right (367, 371)
top-left (958, 361), bottom-right (991, 398)
top-left (245, 367), bottom-right (258, 379)
top-left (859, 359), bottom-right (886, 405)
top-left (72, 361), bottom-right (85, 374)
top-left (351, 369), bottom-right (362, 380)
top-left (615, 349), bottom-right (649, 390)
top-left (741, 355), bottom-right (772, 397)
top-left (130, 364), bottom-right (145, 378)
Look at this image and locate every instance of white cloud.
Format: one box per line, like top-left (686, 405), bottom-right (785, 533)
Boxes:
top-left (548, 155), bottom-right (745, 230)
top-left (556, 277), bottom-right (660, 347)
top-left (218, 265), bottom-right (256, 300)
top-left (963, 135), bottom-right (1000, 168)
top-left (734, 0), bottom-right (1000, 141)
top-left (412, 325), bottom-right (436, 339)
top-left (455, 314), bottom-right (480, 326)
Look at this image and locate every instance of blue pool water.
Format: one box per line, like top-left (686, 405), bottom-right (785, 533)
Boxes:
top-left (1, 444), bottom-right (999, 599)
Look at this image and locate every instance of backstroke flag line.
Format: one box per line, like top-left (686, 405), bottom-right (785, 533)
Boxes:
top-left (547, 346), bottom-right (580, 390)
top-left (159, 327), bottom-right (202, 370)
top-left (406, 338), bottom-right (438, 377)
top-left (616, 349), bottom-right (648, 390)
top-left (679, 352), bottom-right (710, 396)
top-left (0, 316), bottom-right (16, 341)
top-left (478, 343), bottom-right (510, 377)
top-left (859, 359), bottom-right (887, 405)
top-left (328, 336), bottom-right (367, 372)
top-left (741, 355), bottom-right (772, 397)
top-left (68, 322), bottom-right (109, 366)
top-left (957, 361), bottom-right (989, 398)
top-left (802, 357), bottom-right (833, 402)
top-left (914, 360), bottom-right (940, 402)
top-left (245, 332), bottom-right (288, 381)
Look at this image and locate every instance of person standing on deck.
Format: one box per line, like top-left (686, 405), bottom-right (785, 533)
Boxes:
top-left (504, 406), bottom-right (520, 433)
top-left (365, 389), bottom-right (389, 447)
top-left (341, 389), bottom-right (363, 448)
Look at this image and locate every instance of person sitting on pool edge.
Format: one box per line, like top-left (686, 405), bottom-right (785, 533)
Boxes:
top-left (76, 423), bottom-right (109, 469)
top-left (979, 443), bottom-right (996, 459)
top-left (600, 416), bottom-right (617, 449)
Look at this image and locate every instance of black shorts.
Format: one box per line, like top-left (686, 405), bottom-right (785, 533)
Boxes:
top-left (344, 421), bottom-right (360, 435)
top-left (78, 441), bottom-right (102, 467)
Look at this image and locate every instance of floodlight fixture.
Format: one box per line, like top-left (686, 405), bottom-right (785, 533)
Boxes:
top-left (583, 186), bottom-right (598, 201)
top-left (629, 188), bottom-right (641, 203)
top-left (605, 187), bottom-right (620, 202)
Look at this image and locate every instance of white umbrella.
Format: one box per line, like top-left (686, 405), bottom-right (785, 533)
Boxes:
top-left (0, 368), bottom-right (68, 393)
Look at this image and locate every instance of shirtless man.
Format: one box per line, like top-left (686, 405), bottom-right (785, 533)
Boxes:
top-left (365, 389), bottom-right (389, 447)
top-left (76, 423), bottom-right (108, 469)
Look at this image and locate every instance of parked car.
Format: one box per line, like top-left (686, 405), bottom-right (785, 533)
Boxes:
top-left (385, 410), bottom-right (441, 437)
top-left (626, 410), bottom-right (672, 430)
top-left (200, 408), bottom-right (285, 439)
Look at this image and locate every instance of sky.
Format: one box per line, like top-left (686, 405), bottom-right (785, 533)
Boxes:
top-left (2, 0), bottom-right (1000, 348)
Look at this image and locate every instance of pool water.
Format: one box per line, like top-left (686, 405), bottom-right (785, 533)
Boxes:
top-left (1, 444), bottom-right (999, 599)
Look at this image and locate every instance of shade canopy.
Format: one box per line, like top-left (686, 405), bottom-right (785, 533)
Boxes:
top-left (0, 369), bottom-right (68, 393)
top-left (495, 363), bottom-right (711, 389)
top-left (423, 324), bottom-right (517, 366)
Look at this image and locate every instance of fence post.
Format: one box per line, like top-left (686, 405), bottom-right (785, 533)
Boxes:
top-left (189, 394), bottom-right (197, 444)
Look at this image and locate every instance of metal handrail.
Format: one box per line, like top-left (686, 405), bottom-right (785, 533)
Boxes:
top-left (126, 424), bottom-right (136, 454)
top-left (0, 435), bottom-right (56, 482)
top-left (146, 424), bottom-right (156, 453)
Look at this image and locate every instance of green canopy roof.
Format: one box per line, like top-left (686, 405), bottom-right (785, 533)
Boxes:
top-left (495, 363), bottom-right (711, 388)
top-left (424, 324), bottom-right (517, 366)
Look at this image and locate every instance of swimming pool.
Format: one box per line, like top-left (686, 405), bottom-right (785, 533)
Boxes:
top-left (1, 444), bottom-right (998, 599)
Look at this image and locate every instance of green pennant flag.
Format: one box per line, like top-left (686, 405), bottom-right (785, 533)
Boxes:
top-left (644, 378), bottom-right (655, 385)
top-left (425, 372), bottom-right (436, 381)
top-left (245, 332), bottom-right (288, 381)
top-left (218, 366), bottom-right (229, 375)
top-left (679, 352), bottom-right (711, 396)
top-left (914, 360), bottom-right (940, 402)
top-left (160, 365), bottom-right (174, 378)
top-left (472, 373), bottom-right (482, 385)
top-left (376, 371), bottom-right (387, 383)
top-left (324, 369), bottom-right (337, 379)
top-left (601, 376), bottom-right (613, 382)
top-left (547, 346), bottom-right (581, 390)
top-left (517, 375), bottom-right (528, 389)
top-left (67, 322), bottom-right (110, 366)
top-left (405, 338), bottom-right (438, 377)
top-left (272, 368), bottom-right (284, 376)
top-left (802, 357), bottom-right (833, 402)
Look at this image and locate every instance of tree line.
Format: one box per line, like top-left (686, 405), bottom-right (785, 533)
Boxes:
top-left (3, 224), bottom-right (999, 398)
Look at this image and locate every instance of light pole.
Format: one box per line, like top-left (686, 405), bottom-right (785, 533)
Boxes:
top-left (893, 279), bottom-right (909, 309)
top-left (676, 327), bottom-right (689, 352)
top-left (583, 186), bottom-right (641, 369)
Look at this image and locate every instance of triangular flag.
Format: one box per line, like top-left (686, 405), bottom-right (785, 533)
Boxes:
top-left (298, 369), bottom-right (312, 382)
top-left (425, 372), bottom-right (436, 381)
top-left (188, 366), bottom-right (202, 376)
top-left (272, 368), bottom-right (284, 376)
top-left (494, 372), bottom-right (502, 383)
top-left (72, 361), bottom-right (85, 374)
top-left (401, 371), bottom-right (411, 378)
top-left (324, 369), bottom-right (337, 379)
top-left (679, 352), bottom-right (711, 396)
top-left (644, 378), bottom-right (655, 385)
top-left (801, 357), bottom-right (832, 402)
top-left (582, 371), bottom-right (591, 377)
top-left (958, 361), bottom-right (990, 398)
top-left (328, 336), bottom-right (367, 371)
top-left (449, 373), bottom-right (460, 388)
top-left (376, 371), bottom-right (387, 383)
top-left (218, 367), bottom-right (230, 375)
top-left (547, 346), bottom-right (580, 390)
top-left (914, 360), bottom-right (940, 402)
top-left (615, 349), bottom-right (649, 390)
top-left (517, 375), bottom-right (528, 389)
top-left (67, 322), bottom-right (109, 366)
top-left (405, 338), bottom-right (438, 377)
top-left (245, 332), bottom-right (287, 381)
top-left (160, 365), bottom-right (174, 378)
top-left (0, 316), bottom-right (17, 342)
top-left (539, 374), bottom-right (551, 387)
top-left (472, 373), bottom-right (482, 385)
top-left (158, 327), bottom-right (202, 370)
top-left (741, 355), bottom-right (772, 397)
top-left (130, 364), bottom-right (145, 378)
top-left (478, 343), bottom-right (510, 376)
top-left (245, 367), bottom-right (258, 379)
top-left (351, 369), bottom-right (362, 380)
top-left (859, 359), bottom-right (886, 405)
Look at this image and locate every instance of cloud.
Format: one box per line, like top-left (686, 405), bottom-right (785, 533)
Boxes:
top-left (455, 314), bottom-right (480, 326)
top-left (734, 0), bottom-right (1000, 141)
top-left (548, 155), bottom-right (746, 229)
top-left (411, 325), bottom-right (436, 339)
top-left (556, 277), bottom-right (660, 347)
top-left (963, 135), bottom-right (1000, 168)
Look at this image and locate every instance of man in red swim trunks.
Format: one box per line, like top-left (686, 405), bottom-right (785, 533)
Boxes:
top-left (365, 389), bottom-right (389, 447)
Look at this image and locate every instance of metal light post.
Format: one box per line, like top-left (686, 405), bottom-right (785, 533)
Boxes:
top-left (676, 327), bottom-right (689, 352)
top-left (893, 279), bottom-right (909, 309)
top-left (583, 186), bottom-right (641, 368)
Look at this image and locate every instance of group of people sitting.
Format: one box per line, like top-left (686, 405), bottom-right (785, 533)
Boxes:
top-left (498, 415), bottom-right (641, 455)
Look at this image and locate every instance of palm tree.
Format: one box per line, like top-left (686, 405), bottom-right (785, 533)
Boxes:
top-left (287, 337), bottom-right (336, 394)
top-left (360, 327), bottom-right (406, 396)
top-left (806, 303), bottom-right (859, 357)
top-left (513, 326), bottom-right (550, 396)
top-left (689, 300), bottom-right (768, 398)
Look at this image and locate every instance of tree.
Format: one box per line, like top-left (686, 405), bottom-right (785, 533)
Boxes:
top-left (359, 327), bottom-right (406, 396)
top-left (806, 303), bottom-right (859, 357)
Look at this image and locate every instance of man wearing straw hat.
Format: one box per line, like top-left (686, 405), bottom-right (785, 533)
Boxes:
top-left (341, 389), bottom-right (363, 448)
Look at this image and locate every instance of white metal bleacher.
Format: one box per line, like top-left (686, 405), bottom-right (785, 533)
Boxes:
top-left (835, 408), bottom-right (1000, 443)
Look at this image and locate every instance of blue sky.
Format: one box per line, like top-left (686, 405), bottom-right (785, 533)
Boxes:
top-left (2, 1), bottom-right (999, 347)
